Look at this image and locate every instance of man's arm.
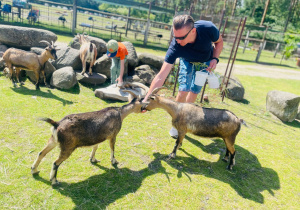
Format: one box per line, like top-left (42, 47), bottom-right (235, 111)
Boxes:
top-left (143, 61), bottom-right (173, 102)
top-left (207, 35), bottom-right (223, 72)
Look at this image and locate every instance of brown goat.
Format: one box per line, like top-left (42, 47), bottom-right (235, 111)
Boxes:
top-left (31, 90), bottom-right (146, 185)
top-left (1, 41), bottom-right (59, 90)
top-left (144, 87), bottom-right (246, 170)
top-left (77, 33), bottom-right (97, 76)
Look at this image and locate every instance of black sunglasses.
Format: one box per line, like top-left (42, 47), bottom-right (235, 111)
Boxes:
top-left (174, 27), bottom-right (194, 40)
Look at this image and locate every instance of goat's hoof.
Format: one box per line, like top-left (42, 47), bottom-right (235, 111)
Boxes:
top-left (51, 179), bottom-right (60, 186)
top-left (20, 82), bottom-right (25, 86)
top-left (167, 153), bottom-right (175, 160)
top-left (90, 158), bottom-right (100, 164)
top-left (88, 73), bottom-right (93, 76)
top-left (222, 157), bottom-right (229, 162)
top-left (111, 159), bottom-right (119, 165)
top-left (226, 165), bottom-right (233, 170)
top-left (31, 169), bottom-right (40, 175)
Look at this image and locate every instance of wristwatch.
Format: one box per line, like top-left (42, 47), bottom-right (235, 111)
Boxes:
top-left (212, 57), bottom-right (219, 63)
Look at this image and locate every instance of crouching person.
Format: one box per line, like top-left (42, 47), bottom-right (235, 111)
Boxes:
top-left (106, 40), bottom-right (128, 86)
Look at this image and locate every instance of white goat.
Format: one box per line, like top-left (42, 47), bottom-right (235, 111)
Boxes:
top-left (77, 33), bottom-right (97, 76)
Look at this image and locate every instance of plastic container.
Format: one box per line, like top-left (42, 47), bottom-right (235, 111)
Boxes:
top-left (194, 71), bottom-right (208, 86)
top-left (207, 72), bottom-right (220, 89)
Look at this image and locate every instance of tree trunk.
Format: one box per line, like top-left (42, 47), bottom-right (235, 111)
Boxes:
top-left (260, 0), bottom-right (270, 26)
top-left (231, 0), bottom-right (238, 17)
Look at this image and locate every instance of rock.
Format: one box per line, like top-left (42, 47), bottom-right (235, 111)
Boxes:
top-left (220, 76), bottom-right (245, 101)
top-left (94, 83), bottom-right (147, 101)
top-left (50, 46), bottom-right (81, 70)
top-left (75, 71), bottom-right (107, 85)
top-left (122, 41), bottom-right (138, 75)
top-left (26, 61), bottom-right (56, 84)
top-left (130, 65), bottom-right (156, 86)
top-left (138, 53), bottom-right (164, 70)
top-left (0, 25), bottom-right (57, 49)
top-left (70, 35), bottom-right (106, 57)
top-left (93, 54), bottom-right (112, 78)
top-left (266, 90), bottom-right (300, 122)
top-left (297, 106), bottom-right (300, 120)
top-left (50, 66), bottom-right (77, 89)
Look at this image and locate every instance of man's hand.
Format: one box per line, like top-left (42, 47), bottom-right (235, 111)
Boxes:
top-left (206, 59), bottom-right (217, 73)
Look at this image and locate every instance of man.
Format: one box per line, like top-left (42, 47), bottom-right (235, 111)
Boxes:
top-left (106, 39), bottom-right (128, 86)
top-left (142, 15), bottom-right (223, 138)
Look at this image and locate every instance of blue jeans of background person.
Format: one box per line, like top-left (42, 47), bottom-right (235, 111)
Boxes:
top-left (110, 56), bottom-right (127, 84)
top-left (178, 58), bottom-right (211, 94)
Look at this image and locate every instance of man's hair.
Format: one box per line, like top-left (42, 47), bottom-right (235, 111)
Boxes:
top-left (173, 15), bottom-right (194, 30)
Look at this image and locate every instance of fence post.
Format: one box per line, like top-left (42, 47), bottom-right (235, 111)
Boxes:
top-left (72, 0), bottom-right (77, 34)
top-left (274, 43), bottom-right (280, 58)
top-left (243, 30), bottom-right (250, 53)
top-left (255, 42), bottom-right (263, 63)
top-left (143, 2), bottom-right (152, 46)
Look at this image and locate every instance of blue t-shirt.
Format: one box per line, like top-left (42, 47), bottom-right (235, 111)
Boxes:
top-left (165, 20), bottom-right (219, 64)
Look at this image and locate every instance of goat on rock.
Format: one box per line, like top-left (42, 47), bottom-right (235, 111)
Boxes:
top-left (143, 87), bottom-right (247, 170)
top-left (0, 41), bottom-right (59, 90)
top-left (31, 89), bottom-right (146, 185)
top-left (77, 33), bottom-right (97, 76)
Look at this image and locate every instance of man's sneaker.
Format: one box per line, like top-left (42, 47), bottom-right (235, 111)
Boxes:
top-left (169, 127), bottom-right (178, 139)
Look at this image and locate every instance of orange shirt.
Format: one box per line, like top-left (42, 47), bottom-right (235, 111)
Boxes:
top-left (115, 42), bottom-right (128, 60)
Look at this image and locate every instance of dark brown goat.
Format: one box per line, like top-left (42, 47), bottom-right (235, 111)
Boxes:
top-left (31, 90), bottom-right (146, 185)
top-left (144, 87), bottom-right (246, 170)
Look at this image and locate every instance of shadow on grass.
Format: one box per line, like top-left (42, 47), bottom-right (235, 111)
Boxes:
top-left (32, 136), bottom-right (280, 207)
top-left (11, 86), bottom-right (75, 106)
top-left (283, 120), bottom-right (300, 129)
top-left (180, 136), bottom-right (280, 204)
top-left (33, 154), bottom-right (169, 209)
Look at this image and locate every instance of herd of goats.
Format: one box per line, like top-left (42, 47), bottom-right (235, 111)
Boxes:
top-left (0, 33), bottom-right (246, 186)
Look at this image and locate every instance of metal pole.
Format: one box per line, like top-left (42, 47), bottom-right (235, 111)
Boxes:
top-left (221, 18), bottom-right (242, 97)
top-left (218, 9), bottom-right (226, 31)
top-left (72, 0), bottom-right (77, 34)
top-left (222, 17), bottom-right (247, 101)
top-left (172, 64), bottom-right (180, 96)
top-left (143, 2), bottom-right (152, 46)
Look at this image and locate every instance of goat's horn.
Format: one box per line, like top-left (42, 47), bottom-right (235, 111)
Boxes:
top-left (39, 40), bottom-right (51, 47)
top-left (151, 86), bottom-right (167, 95)
top-left (131, 82), bottom-right (149, 92)
top-left (122, 89), bottom-right (138, 99)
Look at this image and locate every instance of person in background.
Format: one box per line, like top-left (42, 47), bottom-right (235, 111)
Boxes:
top-left (142, 14), bottom-right (223, 139)
top-left (106, 39), bottom-right (128, 86)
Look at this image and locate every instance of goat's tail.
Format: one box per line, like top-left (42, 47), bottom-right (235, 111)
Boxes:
top-left (38, 117), bottom-right (59, 129)
top-left (89, 43), bottom-right (93, 52)
top-left (240, 119), bottom-right (248, 127)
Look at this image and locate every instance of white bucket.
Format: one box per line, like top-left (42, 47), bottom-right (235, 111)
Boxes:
top-left (207, 73), bottom-right (220, 89)
top-left (194, 71), bottom-right (208, 86)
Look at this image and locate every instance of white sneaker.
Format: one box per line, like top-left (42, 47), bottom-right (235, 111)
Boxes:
top-left (169, 127), bottom-right (178, 139)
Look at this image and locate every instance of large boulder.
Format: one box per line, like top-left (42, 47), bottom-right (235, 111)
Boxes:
top-left (69, 36), bottom-right (106, 57)
top-left (220, 76), bottom-right (245, 101)
top-left (94, 83), bottom-right (147, 102)
top-left (266, 90), bottom-right (300, 122)
top-left (50, 46), bottom-right (81, 70)
top-left (0, 45), bottom-right (7, 70)
top-left (0, 25), bottom-right (57, 49)
top-left (50, 66), bottom-right (77, 89)
top-left (75, 71), bottom-right (107, 85)
top-left (128, 65), bottom-right (156, 86)
top-left (93, 54), bottom-right (112, 78)
top-left (297, 106), bottom-right (300, 120)
top-left (122, 41), bottom-right (138, 74)
top-left (138, 53), bottom-right (164, 70)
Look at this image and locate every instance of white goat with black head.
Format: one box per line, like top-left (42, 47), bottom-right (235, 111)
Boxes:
top-left (77, 33), bottom-right (97, 76)
top-left (0, 41), bottom-right (59, 90)
top-left (143, 87), bottom-right (247, 170)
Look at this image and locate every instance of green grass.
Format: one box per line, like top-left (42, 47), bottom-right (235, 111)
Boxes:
top-left (0, 53), bottom-right (300, 208)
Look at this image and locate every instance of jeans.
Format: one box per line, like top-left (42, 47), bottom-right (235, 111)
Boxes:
top-left (178, 58), bottom-right (211, 94)
top-left (110, 56), bottom-right (127, 84)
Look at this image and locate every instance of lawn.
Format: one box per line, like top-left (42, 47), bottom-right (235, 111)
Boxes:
top-left (0, 36), bottom-right (299, 209)
top-left (0, 72), bottom-right (300, 209)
